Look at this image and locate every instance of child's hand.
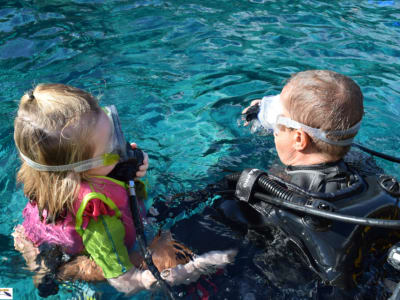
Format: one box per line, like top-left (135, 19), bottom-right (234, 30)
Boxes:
top-left (130, 143), bottom-right (149, 178)
top-left (241, 99), bottom-right (261, 126)
top-left (160, 249), bottom-right (238, 286)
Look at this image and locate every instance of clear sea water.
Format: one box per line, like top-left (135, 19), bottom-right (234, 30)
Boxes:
top-left (1, 0), bottom-right (400, 299)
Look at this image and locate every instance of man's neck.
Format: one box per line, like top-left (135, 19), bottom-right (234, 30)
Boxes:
top-left (286, 152), bottom-right (337, 166)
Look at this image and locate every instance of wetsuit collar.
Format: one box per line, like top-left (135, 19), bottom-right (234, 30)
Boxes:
top-left (284, 160), bottom-right (353, 193)
top-left (286, 159), bottom-right (347, 173)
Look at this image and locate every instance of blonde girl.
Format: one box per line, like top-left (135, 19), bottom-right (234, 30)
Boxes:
top-left (12, 84), bottom-right (235, 296)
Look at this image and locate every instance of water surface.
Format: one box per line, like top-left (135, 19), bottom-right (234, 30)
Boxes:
top-left (0, 0), bottom-right (399, 299)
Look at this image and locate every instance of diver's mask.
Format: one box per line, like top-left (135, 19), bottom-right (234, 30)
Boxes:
top-left (246, 94), bottom-right (361, 146)
top-left (18, 105), bottom-right (144, 173)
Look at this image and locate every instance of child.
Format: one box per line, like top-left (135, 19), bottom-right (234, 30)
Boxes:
top-left (12, 84), bottom-right (236, 296)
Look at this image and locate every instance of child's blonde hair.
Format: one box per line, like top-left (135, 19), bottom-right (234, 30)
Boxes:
top-left (14, 84), bottom-right (102, 222)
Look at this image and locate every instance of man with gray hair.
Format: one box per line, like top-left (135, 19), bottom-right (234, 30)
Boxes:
top-left (220, 70), bottom-right (398, 292)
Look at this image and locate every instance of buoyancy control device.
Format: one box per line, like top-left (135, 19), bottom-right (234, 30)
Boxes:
top-left (222, 167), bottom-right (400, 288)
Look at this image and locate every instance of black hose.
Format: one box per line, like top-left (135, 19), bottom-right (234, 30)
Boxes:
top-left (352, 143), bottom-right (400, 164)
top-left (254, 192), bottom-right (400, 229)
top-left (225, 172), bottom-right (241, 182)
top-left (226, 172), bottom-right (400, 228)
top-left (128, 181), bottom-right (176, 300)
top-left (226, 172), bottom-right (296, 202)
top-left (257, 175), bottom-right (295, 202)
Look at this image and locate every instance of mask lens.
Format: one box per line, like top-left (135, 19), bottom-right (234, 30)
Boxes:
top-left (257, 94), bottom-right (282, 133)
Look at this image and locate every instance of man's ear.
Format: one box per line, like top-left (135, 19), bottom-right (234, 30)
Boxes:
top-left (292, 129), bottom-right (311, 151)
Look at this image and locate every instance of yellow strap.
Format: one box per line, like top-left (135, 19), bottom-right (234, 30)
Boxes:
top-left (76, 176), bottom-right (148, 235)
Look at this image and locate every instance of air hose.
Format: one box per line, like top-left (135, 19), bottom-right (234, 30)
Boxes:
top-left (352, 143), bottom-right (400, 164)
top-left (253, 192), bottom-right (400, 228)
top-left (128, 180), bottom-right (176, 300)
top-left (226, 172), bottom-right (294, 202)
top-left (226, 172), bottom-right (400, 229)
top-left (109, 144), bottom-right (176, 299)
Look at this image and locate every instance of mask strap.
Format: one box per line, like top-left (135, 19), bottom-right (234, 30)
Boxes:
top-left (17, 105), bottom-right (124, 173)
top-left (16, 146), bottom-right (117, 172)
top-left (277, 117), bottom-right (361, 146)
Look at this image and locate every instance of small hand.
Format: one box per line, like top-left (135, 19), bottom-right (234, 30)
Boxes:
top-left (241, 99), bottom-right (261, 126)
top-left (160, 249), bottom-right (237, 286)
top-left (130, 143), bottom-right (149, 178)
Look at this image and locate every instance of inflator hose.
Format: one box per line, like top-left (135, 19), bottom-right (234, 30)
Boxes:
top-left (253, 192), bottom-right (400, 229)
top-left (128, 181), bottom-right (176, 300)
top-left (226, 173), bottom-right (400, 229)
top-left (226, 172), bottom-right (295, 201)
top-left (352, 143), bottom-right (400, 164)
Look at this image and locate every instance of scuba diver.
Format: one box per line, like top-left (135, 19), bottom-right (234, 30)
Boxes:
top-left (140, 70), bottom-right (400, 298)
top-left (215, 70), bottom-right (400, 293)
top-left (146, 70), bottom-right (400, 298)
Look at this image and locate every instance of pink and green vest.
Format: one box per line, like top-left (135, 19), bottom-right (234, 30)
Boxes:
top-left (22, 176), bottom-right (146, 278)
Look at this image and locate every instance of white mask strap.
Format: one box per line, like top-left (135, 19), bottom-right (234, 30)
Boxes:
top-left (277, 116), bottom-right (361, 146)
top-left (17, 148), bottom-right (118, 172)
top-left (16, 104), bottom-right (124, 172)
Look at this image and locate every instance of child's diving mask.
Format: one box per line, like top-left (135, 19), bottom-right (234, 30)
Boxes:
top-left (256, 94), bottom-right (361, 146)
top-left (18, 105), bottom-right (141, 172)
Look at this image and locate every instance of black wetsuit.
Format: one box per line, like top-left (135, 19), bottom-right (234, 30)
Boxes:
top-left (216, 155), bottom-right (400, 294)
top-left (152, 153), bottom-right (399, 299)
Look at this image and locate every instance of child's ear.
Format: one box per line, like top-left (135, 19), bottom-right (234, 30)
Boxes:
top-left (292, 129), bottom-right (311, 151)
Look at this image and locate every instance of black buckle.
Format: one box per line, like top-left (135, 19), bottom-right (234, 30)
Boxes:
top-left (305, 198), bottom-right (336, 212)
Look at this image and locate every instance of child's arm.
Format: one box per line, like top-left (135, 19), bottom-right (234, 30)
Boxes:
top-left (82, 214), bottom-right (237, 295)
top-left (12, 225), bottom-right (46, 287)
top-left (109, 249), bottom-right (237, 295)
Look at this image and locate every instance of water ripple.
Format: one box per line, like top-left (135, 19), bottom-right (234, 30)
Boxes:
top-left (1, 0), bottom-right (400, 297)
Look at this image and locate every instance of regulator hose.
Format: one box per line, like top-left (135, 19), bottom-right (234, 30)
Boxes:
top-left (225, 172), bottom-right (241, 183)
top-left (226, 172), bottom-right (295, 202)
top-left (128, 180), bottom-right (176, 300)
top-left (226, 173), bottom-right (400, 229)
top-left (253, 192), bottom-right (400, 229)
top-left (352, 143), bottom-right (400, 164)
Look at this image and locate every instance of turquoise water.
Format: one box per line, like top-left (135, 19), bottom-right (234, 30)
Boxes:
top-left (1, 0), bottom-right (400, 299)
